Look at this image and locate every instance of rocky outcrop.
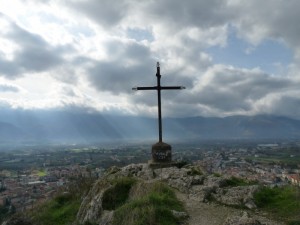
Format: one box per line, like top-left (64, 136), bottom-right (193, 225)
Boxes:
top-left (75, 163), bottom-right (282, 225)
top-left (223, 211), bottom-right (284, 225)
top-left (98, 210), bottom-right (114, 225)
top-left (1, 215), bottom-right (33, 225)
top-left (100, 164), bottom-right (257, 208)
top-left (224, 212), bottom-right (262, 225)
top-left (212, 185), bottom-right (259, 208)
top-left (76, 179), bottom-right (113, 224)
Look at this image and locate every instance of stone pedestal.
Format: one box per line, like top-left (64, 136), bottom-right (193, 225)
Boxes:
top-left (151, 141), bottom-right (172, 162)
top-left (149, 141), bottom-right (181, 169)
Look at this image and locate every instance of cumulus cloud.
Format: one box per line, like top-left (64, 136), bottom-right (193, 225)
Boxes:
top-left (142, 0), bottom-right (234, 29)
top-left (87, 40), bottom-right (156, 94)
top-left (170, 65), bottom-right (300, 117)
top-left (68, 0), bottom-right (129, 28)
top-left (0, 84), bottom-right (20, 92)
top-left (0, 13), bottom-right (70, 78)
top-left (0, 0), bottom-right (300, 119)
top-left (230, 1), bottom-right (300, 47)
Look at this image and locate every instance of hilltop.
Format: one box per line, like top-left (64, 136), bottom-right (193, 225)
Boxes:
top-left (2, 163), bottom-right (296, 225)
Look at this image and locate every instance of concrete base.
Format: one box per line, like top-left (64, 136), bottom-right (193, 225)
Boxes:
top-left (151, 141), bottom-right (172, 162)
top-left (148, 160), bottom-right (181, 169)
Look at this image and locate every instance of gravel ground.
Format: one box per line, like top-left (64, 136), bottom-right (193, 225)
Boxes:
top-left (176, 191), bottom-right (238, 225)
top-left (175, 191), bottom-right (285, 225)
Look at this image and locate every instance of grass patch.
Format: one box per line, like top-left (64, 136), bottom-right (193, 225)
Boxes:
top-left (288, 221), bottom-right (300, 225)
top-left (31, 193), bottom-right (80, 225)
top-left (37, 169), bottom-right (47, 177)
top-left (213, 173), bottom-right (221, 177)
top-left (224, 176), bottom-right (257, 187)
top-left (254, 185), bottom-right (300, 222)
top-left (246, 156), bottom-right (300, 167)
top-left (102, 177), bottom-right (136, 210)
top-left (112, 182), bottom-right (185, 225)
top-left (187, 167), bottom-right (202, 176)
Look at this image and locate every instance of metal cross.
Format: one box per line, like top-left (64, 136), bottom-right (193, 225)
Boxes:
top-left (133, 62), bottom-right (185, 143)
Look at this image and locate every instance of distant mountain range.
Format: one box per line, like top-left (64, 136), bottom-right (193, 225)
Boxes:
top-left (0, 109), bottom-right (300, 144)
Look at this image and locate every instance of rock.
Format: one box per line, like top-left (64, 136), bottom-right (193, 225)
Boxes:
top-left (1, 216), bottom-right (33, 225)
top-left (191, 175), bottom-right (205, 185)
top-left (244, 199), bottom-right (257, 209)
top-left (212, 185), bottom-right (259, 208)
top-left (76, 179), bottom-right (112, 224)
top-left (113, 163), bottom-right (156, 180)
top-left (152, 167), bottom-right (194, 192)
top-left (189, 185), bottom-right (216, 202)
top-left (223, 211), bottom-right (262, 225)
top-left (106, 166), bottom-right (121, 175)
top-left (98, 210), bottom-right (114, 225)
top-left (73, 163), bottom-right (283, 225)
top-left (204, 175), bottom-right (227, 188)
top-left (119, 163), bottom-right (142, 177)
top-left (171, 210), bottom-right (189, 220)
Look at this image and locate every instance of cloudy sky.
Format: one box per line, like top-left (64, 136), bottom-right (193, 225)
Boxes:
top-left (0, 0), bottom-right (300, 119)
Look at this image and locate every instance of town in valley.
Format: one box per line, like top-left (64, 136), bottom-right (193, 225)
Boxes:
top-left (0, 140), bottom-right (299, 215)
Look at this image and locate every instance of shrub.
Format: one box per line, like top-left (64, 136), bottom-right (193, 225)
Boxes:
top-left (288, 221), bottom-right (300, 225)
top-left (102, 177), bottom-right (136, 210)
top-left (224, 177), bottom-right (257, 187)
top-left (31, 193), bottom-right (80, 225)
top-left (254, 186), bottom-right (300, 222)
top-left (187, 167), bottom-right (202, 176)
top-left (213, 173), bottom-right (221, 177)
top-left (112, 182), bottom-right (185, 225)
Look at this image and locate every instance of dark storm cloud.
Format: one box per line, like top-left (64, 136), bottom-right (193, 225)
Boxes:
top-left (0, 60), bottom-right (19, 77)
top-left (69, 0), bottom-right (129, 27)
top-left (144, 0), bottom-right (234, 29)
top-left (0, 14), bottom-right (70, 78)
top-left (88, 40), bottom-right (156, 94)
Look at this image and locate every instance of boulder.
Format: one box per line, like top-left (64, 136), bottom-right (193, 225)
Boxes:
top-left (1, 216), bottom-right (33, 225)
top-left (98, 210), bottom-right (114, 225)
top-left (223, 211), bottom-right (262, 225)
top-left (76, 179), bottom-right (112, 224)
top-left (212, 185), bottom-right (259, 208)
top-left (204, 175), bottom-right (227, 188)
top-left (171, 210), bottom-right (189, 220)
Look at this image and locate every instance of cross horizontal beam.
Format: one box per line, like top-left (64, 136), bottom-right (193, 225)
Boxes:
top-left (132, 86), bottom-right (185, 91)
top-left (132, 62), bottom-right (185, 143)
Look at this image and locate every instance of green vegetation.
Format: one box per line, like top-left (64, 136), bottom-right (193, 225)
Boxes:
top-left (288, 221), bottom-right (300, 225)
top-left (246, 153), bottom-right (300, 168)
top-left (224, 176), bottom-right (258, 187)
top-left (254, 185), bottom-right (300, 223)
top-left (29, 177), bottom-right (93, 225)
top-left (112, 181), bottom-right (185, 225)
top-left (187, 167), bottom-right (202, 176)
top-left (31, 193), bottom-right (80, 225)
top-left (37, 169), bottom-right (47, 177)
top-left (175, 161), bottom-right (188, 168)
top-left (0, 198), bottom-right (15, 223)
top-left (213, 173), bottom-right (221, 177)
top-left (102, 177), bottom-right (136, 210)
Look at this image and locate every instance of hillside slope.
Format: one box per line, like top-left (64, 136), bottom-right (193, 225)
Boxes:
top-left (2, 164), bottom-right (292, 225)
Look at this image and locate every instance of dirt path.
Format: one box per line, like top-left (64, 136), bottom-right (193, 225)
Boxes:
top-left (175, 192), bottom-right (238, 225)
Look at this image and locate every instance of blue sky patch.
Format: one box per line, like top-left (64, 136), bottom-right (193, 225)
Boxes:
top-left (127, 28), bottom-right (154, 42)
top-left (206, 31), bottom-right (293, 75)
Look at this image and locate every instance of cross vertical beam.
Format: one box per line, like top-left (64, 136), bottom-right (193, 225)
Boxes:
top-left (132, 62), bottom-right (185, 143)
top-left (156, 62), bottom-right (163, 142)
